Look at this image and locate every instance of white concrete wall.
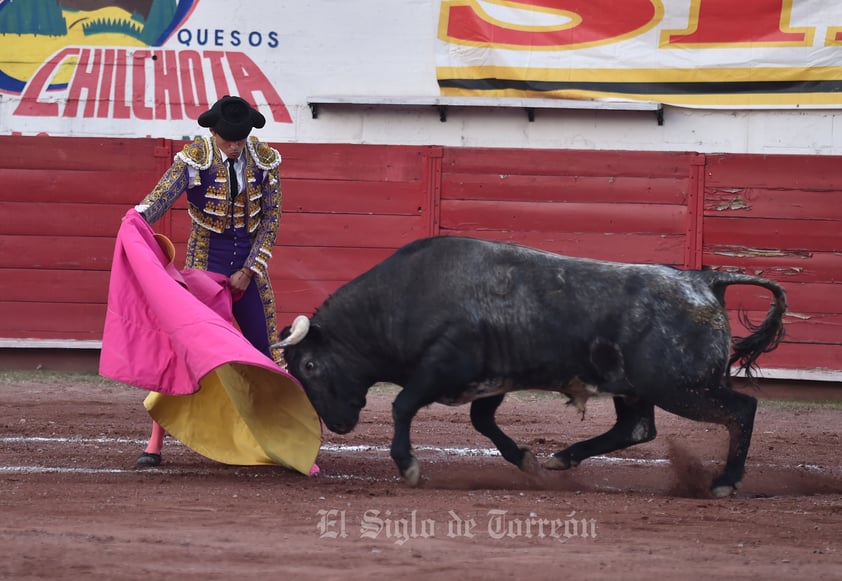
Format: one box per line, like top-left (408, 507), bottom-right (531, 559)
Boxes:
top-left (293, 104), bottom-right (842, 156)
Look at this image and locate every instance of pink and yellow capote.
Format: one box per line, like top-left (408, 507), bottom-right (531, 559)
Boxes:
top-left (99, 209), bottom-right (321, 475)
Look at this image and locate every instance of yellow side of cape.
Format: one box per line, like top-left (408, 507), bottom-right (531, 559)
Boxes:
top-left (144, 362), bottom-right (321, 475)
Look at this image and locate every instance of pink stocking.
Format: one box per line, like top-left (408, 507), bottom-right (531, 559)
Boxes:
top-left (144, 420), bottom-right (166, 454)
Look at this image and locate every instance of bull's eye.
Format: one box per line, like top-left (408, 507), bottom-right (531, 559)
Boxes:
top-left (305, 361), bottom-right (315, 372)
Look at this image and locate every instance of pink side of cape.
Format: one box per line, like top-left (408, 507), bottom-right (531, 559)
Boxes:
top-left (99, 209), bottom-right (291, 395)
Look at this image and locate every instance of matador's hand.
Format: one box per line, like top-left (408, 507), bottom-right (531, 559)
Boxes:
top-left (229, 267), bottom-right (253, 293)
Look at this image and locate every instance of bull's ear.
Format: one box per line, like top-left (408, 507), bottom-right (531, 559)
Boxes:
top-left (307, 323), bottom-right (323, 343)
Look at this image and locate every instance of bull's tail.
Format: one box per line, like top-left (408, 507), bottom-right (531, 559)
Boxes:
top-left (708, 272), bottom-right (788, 382)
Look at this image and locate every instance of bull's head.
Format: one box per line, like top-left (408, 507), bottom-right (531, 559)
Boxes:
top-left (276, 316), bottom-right (367, 434)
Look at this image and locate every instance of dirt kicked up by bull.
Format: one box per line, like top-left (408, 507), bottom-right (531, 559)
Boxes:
top-left (277, 236), bottom-right (787, 498)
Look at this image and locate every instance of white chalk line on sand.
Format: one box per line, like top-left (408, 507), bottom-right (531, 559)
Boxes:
top-left (0, 435), bottom-right (836, 478)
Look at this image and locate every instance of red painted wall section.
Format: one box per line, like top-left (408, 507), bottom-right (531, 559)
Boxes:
top-left (270, 143), bottom-right (433, 320)
top-left (702, 154), bottom-right (842, 373)
top-left (0, 137), bottom-right (166, 340)
top-left (439, 148), bottom-right (693, 265)
top-left (1, 136), bottom-right (840, 378)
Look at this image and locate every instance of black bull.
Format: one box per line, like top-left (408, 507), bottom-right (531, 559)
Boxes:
top-left (278, 236), bottom-right (787, 497)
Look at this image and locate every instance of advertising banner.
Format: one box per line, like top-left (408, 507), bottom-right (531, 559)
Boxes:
top-left (1, 1), bottom-right (841, 139)
top-left (0, 0), bottom-right (292, 137)
top-left (436, 0), bottom-right (842, 107)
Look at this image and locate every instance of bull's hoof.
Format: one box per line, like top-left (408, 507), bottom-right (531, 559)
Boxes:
top-left (543, 453), bottom-right (576, 471)
top-left (711, 480), bottom-right (741, 498)
top-left (402, 458), bottom-right (421, 487)
top-left (518, 448), bottom-right (540, 475)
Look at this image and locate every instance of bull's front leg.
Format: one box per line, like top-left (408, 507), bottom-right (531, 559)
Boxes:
top-left (390, 390), bottom-right (424, 486)
top-left (470, 395), bottom-right (539, 474)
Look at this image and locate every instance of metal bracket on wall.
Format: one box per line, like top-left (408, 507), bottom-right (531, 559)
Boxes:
top-left (307, 96), bottom-right (664, 124)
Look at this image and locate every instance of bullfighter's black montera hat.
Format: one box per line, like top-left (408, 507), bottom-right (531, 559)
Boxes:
top-left (198, 95), bottom-right (266, 141)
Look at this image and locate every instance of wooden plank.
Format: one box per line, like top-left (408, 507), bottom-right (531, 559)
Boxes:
top-left (0, 236), bottom-right (116, 270)
top-left (441, 230), bottom-right (686, 265)
top-left (1, 136), bottom-right (167, 171)
top-left (0, 169), bottom-right (158, 204)
top-left (165, 208), bottom-right (201, 242)
top-left (705, 153), bottom-right (842, 189)
top-left (275, 279), bottom-right (346, 316)
top-left (440, 200), bottom-right (686, 235)
top-left (0, 302), bottom-right (106, 339)
top-left (276, 214), bottom-right (429, 248)
top-left (723, 282), bottom-right (842, 315)
top-left (776, 314), bottom-right (842, 345)
top-left (742, 342), bottom-right (842, 373)
top-left (728, 311), bottom-right (842, 345)
top-left (705, 187), bottom-right (842, 220)
top-left (283, 179), bottom-right (426, 215)
top-left (0, 202), bottom-right (129, 237)
top-left (704, 217), bottom-right (842, 252)
top-left (0, 270), bottom-right (109, 303)
top-left (443, 148), bottom-right (693, 178)
top-left (441, 173), bottom-right (688, 205)
top-left (276, 143), bottom-right (428, 182)
top-left (704, 251), bottom-right (842, 285)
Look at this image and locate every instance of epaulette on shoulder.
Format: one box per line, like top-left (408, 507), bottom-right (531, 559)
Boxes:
top-left (247, 136), bottom-right (281, 170)
top-left (175, 136), bottom-right (213, 170)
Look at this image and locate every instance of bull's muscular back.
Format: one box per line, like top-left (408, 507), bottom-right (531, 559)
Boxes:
top-left (315, 236), bottom-right (730, 390)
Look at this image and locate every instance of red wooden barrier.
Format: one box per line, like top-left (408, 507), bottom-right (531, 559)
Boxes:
top-left (0, 137), bottom-right (840, 379)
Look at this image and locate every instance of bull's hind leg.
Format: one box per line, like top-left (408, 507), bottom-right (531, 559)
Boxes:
top-left (470, 395), bottom-right (539, 474)
top-left (655, 383), bottom-right (757, 498)
top-left (545, 396), bottom-right (656, 470)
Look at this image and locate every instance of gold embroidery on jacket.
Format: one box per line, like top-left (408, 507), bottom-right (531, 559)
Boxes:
top-left (176, 136), bottom-right (213, 170)
top-left (248, 137), bottom-right (281, 170)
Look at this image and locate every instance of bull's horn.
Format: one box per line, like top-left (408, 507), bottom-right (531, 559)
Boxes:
top-left (276, 315), bottom-right (310, 347)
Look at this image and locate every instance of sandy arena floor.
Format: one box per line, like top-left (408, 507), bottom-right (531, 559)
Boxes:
top-left (1, 372), bottom-right (840, 580)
